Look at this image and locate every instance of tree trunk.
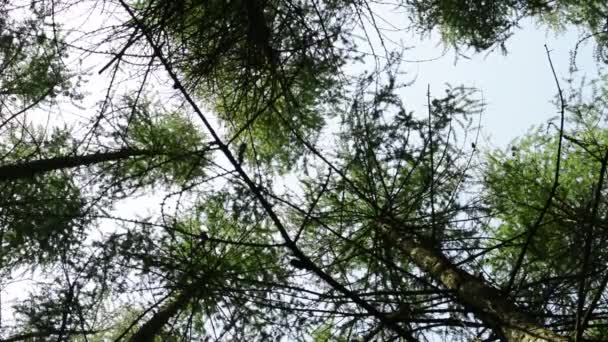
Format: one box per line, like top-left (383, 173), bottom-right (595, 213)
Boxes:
top-left (396, 237), bottom-right (570, 341)
top-left (0, 148), bottom-right (152, 180)
top-left (129, 288), bottom-right (194, 342)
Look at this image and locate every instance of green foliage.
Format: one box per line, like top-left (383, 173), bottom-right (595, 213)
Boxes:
top-left (312, 321), bottom-right (348, 342)
top-left (406, 0), bottom-right (608, 56)
top-left (80, 308), bottom-right (141, 341)
top-left (280, 78), bottom-right (481, 337)
top-left (0, 126), bottom-right (88, 269)
top-left (112, 97), bottom-right (208, 188)
top-left (483, 81), bottom-right (608, 297)
top-left (330, 79), bottom-right (478, 241)
top-left (140, 0), bottom-right (349, 170)
top-left (0, 174), bottom-right (87, 268)
top-left (406, 0), bottom-right (522, 50)
top-left (484, 129), bottom-right (572, 279)
top-left (547, 1), bottom-right (608, 62)
top-left (5, 0), bottom-right (608, 340)
top-left (209, 60), bottom-right (332, 171)
top-left (0, 5), bottom-right (75, 102)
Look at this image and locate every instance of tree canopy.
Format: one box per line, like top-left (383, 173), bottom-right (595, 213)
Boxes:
top-left (0, 0), bottom-right (607, 341)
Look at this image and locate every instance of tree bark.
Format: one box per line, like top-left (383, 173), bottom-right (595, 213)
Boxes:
top-left (129, 288), bottom-right (194, 342)
top-left (395, 236), bottom-right (570, 341)
top-left (0, 148), bottom-right (152, 180)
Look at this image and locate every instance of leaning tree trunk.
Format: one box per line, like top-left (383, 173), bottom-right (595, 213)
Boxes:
top-left (0, 147), bottom-right (206, 180)
top-left (0, 148), bottom-right (150, 180)
top-left (129, 288), bottom-right (195, 342)
top-left (391, 232), bottom-right (570, 341)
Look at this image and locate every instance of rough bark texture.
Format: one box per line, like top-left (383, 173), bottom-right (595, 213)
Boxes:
top-left (397, 237), bottom-right (570, 341)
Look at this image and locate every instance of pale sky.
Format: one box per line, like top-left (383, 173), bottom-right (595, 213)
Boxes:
top-left (396, 19), bottom-right (600, 149)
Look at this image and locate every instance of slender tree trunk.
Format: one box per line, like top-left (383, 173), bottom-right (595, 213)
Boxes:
top-left (0, 148), bottom-right (153, 180)
top-left (395, 236), bottom-right (570, 341)
top-left (129, 288), bottom-right (195, 342)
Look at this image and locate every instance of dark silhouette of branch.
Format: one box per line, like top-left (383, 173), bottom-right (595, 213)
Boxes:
top-left (116, 1), bottom-right (418, 340)
top-left (0, 148), bottom-right (147, 180)
top-left (0, 148), bottom-right (208, 180)
top-left (505, 44), bottom-right (566, 293)
top-left (128, 288), bottom-right (195, 342)
top-left (0, 329), bottom-right (99, 342)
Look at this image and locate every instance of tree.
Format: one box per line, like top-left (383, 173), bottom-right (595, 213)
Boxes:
top-left (0, 0), bottom-right (607, 341)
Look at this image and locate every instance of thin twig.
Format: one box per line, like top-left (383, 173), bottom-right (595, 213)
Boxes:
top-left (116, 1), bottom-right (417, 340)
top-left (576, 149), bottom-right (608, 340)
top-left (505, 44), bottom-right (566, 292)
top-left (427, 84), bottom-right (437, 242)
